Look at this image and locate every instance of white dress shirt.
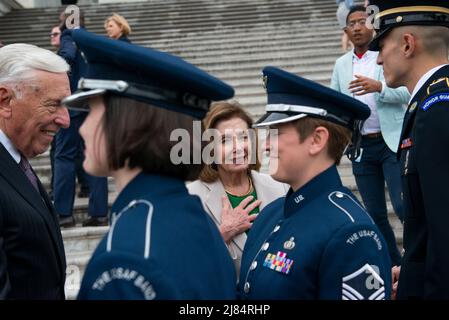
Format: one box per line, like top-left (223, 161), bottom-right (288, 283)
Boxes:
top-left (352, 50), bottom-right (383, 135)
top-left (0, 129), bottom-right (20, 164)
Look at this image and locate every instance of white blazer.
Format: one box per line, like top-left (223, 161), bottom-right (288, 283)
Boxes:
top-left (187, 170), bottom-right (288, 278)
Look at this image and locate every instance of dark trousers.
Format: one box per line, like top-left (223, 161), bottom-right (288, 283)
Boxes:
top-left (352, 135), bottom-right (403, 266)
top-left (50, 138), bottom-right (89, 194)
top-left (54, 113), bottom-right (108, 218)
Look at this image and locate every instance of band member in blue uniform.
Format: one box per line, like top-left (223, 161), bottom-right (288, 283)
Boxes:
top-left (238, 66), bottom-right (392, 300)
top-left (62, 29), bottom-right (237, 299)
top-left (370, 0), bottom-right (449, 299)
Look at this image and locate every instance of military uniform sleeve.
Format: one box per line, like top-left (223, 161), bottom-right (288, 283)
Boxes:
top-left (77, 252), bottom-right (180, 300)
top-left (318, 223), bottom-right (392, 300)
top-left (58, 29), bottom-right (78, 66)
top-left (0, 211), bottom-right (11, 299)
top-left (414, 95), bottom-right (449, 298)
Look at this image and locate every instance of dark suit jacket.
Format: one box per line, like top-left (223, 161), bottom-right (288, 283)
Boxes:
top-left (0, 145), bottom-right (66, 299)
top-left (397, 65), bottom-right (449, 299)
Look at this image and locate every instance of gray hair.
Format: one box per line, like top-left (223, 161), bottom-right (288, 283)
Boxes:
top-left (0, 43), bottom-right (70, 87)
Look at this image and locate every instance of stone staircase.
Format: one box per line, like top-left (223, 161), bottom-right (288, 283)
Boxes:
top-left (0, 0), bottom-right (403, 299)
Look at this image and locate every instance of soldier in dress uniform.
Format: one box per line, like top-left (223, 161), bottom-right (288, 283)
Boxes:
top-left (369, 0), bottom-right (449, 299)
top-left (238, 66), bottom-right (392, 300)
top-left (61, 29), bottom-right (237, 299)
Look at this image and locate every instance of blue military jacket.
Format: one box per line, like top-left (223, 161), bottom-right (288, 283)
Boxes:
top-left (77, 173), bottom-right (236, 300)
top-left (239, 165), bottom-right (392, 300)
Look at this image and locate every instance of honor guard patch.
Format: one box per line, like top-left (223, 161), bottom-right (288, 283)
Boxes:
top-left (342, 264), bottom-right (385, 300)
top-left (263, 251), bottom-right (294, 275)
top-left (421, 93), bottom-right (449, 111)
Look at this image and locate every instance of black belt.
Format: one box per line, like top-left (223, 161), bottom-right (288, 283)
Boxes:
top-left (363, 132), bottom-right (382, 139)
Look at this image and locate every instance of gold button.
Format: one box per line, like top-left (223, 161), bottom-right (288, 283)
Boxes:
top-left (396, 16), bottom-right (403, 23)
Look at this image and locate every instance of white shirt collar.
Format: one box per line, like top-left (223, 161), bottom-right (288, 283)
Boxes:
top-left (409, 64), bottom-right (449, 104)
top-left (352, 50), bottom-right (376, 62)
top-left (0, 129), bottom-right (21, 164)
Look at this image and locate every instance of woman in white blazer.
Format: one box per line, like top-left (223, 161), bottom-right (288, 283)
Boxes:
top-left (187, 102), bottom-right (288, 277)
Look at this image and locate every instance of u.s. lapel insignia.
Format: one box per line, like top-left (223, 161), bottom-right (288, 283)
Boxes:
top-left (263, 251), bottom-right (294, 274)
top-left (409, 101), bottom-right (417, 112)
top-left (400, 138), bottom-right (413, 150)
top-left (262, 75), bottom-right (268, 90)
top-left (283, 237), bottom-right (295, 250)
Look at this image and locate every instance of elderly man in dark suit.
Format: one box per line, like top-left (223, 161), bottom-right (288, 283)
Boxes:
top-left (0, 43), bottom-right (70, 299)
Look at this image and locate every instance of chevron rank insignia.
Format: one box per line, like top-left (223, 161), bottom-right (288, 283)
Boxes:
top-left (263, 251), bottom-right (294, 275)
top-left (342, 264), bottom-right (385, 300)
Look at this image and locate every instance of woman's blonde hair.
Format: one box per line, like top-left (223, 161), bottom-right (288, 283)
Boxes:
top-left (199, 101), bottom-right (261, 183)
top-left (104, 13), bottom-right (132, 37)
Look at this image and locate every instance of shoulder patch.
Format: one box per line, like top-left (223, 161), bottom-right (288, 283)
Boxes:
top-left (420, 92), bottom-right (449, 111)
top-left (91, 267), bottom-right (157, 300)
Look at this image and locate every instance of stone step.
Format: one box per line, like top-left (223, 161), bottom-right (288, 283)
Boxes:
top-left (0, 22), bottom-right (341, 48)
top-left (62, 225), bottom-right (109, 253)
top-left (0, 22), bottom-right (342, 49)
top-left (161, 41), bottom-right (342, 61)
top-left (0, 6), bottom-right (337, 34)
top-left (185, 51), bottom-right (339, 70)
top-left (0, 0), bottom-right (337, 21)
top-left (65, 250), bottom-right (92, 299)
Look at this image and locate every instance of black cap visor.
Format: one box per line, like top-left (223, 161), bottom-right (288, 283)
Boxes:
top-left (62, 89), bottom-right (107, 112)
top-left (369, 27), bottom-right (392, 51)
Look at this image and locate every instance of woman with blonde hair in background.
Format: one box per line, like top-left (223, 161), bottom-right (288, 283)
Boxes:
top-left (188, 101), bottom-right (288, 277)
top-left (105, 13), bottom-right (132, 42)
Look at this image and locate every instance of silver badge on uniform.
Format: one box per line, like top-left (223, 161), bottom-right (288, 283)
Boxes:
top-left (283, 237), bottom-right (295, 250)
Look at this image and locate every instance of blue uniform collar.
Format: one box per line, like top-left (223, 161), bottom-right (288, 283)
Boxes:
top-left (284, 165), bottom-right (342, 218)
top-left (111, 172), bottom-right (187, 214)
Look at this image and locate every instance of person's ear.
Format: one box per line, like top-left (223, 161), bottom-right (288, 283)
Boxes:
top-left (309, 126), bottom-right (329, 156)
top-left (0, 86), bottom-right (13, 119)
top-left (402, 33), bottom-right (416, 58)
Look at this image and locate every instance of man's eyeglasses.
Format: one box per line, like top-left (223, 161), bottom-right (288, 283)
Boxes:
top-left (346, 19), bottom-right (367, 29)
top-left (50, 32), bottom-right (61, 38)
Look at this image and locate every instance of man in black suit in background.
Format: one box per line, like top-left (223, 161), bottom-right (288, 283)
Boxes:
top-left (0, 43), bottom-right (71, 299)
